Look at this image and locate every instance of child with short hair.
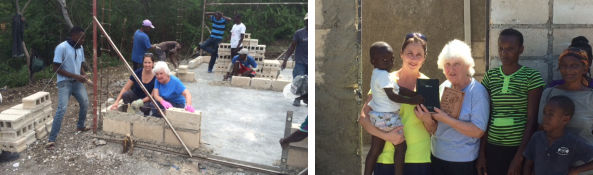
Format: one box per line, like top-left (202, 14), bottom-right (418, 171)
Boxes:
top-left (523, 95), bottom-right (593, 175)
top-left (364, 41), bottom-right (424, 174)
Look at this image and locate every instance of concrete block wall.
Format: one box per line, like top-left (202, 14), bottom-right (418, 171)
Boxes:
top-left (490, 0), bottom-right (593, 83)
top-left (0, 91), bottom-right (53, 152)
top-left (102, 108), bottom-right (202, 149)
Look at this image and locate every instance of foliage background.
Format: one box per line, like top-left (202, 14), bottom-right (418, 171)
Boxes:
top-left (0, 0), bottom-right (306, 87)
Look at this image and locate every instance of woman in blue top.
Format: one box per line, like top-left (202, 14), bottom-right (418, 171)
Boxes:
top-left (150, 61), bottom-right (195, 117)
top-left (110, 53), bottom-right (156, 114)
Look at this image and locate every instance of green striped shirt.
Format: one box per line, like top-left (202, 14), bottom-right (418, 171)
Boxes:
top-left (481, 66), bottom-right (545, 146)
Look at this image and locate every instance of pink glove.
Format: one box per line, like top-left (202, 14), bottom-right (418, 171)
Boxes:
top-left (185, 105), bottom-right (195, 113)
top-left (160, 100), bottom-right (173, 109)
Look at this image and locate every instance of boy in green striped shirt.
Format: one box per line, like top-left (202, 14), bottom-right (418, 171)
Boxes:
top-left (477, 28), bottom-right (545, 175)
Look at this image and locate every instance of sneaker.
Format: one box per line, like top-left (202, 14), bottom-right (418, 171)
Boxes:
top-left (293, 98), bottom-right (301, 106)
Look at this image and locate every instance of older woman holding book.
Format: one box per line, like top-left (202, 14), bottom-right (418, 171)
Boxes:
top-left (415, 39), bottom-right (490, 175)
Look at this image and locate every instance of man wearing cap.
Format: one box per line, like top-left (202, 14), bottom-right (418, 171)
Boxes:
top-left (230, 48), bottom-right (257, 78)
top-left (282, 13), bottom-right (308, 106)
top-left (196, 12), bottom-right (231, 73)
top-left (230, 14), bottom-right (246, 59)
top-left (131, 19), bottom-right (157, 71)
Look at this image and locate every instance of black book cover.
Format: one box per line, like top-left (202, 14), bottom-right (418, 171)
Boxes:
top-left (416, 79), bottom-right (440, 112)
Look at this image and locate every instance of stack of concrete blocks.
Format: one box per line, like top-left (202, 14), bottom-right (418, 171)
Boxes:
top-left (101, 107), bottom-right (202, 150)
top-left (256, 60), bottom-right (281, 79)
top-left (0, 92), bottom-right (53, 152)
top-left (230, 76), bottom-right (291, 92)
top-left (188, 56), bottom-right (210, 69)
top-left (176, 65), bottom-right (196, 82)
top-left (214, 33), bottom-right (267, 76)
top-left (287, 123), bottom-right (307, 168)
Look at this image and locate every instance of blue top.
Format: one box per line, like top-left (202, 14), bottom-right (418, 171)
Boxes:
top-left (524, 131), bottom-right (593, 175)
top-left (155, 75), bottom-right (186, 105)
top-left (232, 55), bottom-right (258, 68)
top-left (131, 30), bottom-right (151, 64)
top-left (293, 27), bottom-right (308, 64)
top-left (432, 78), bottom-right (490, 162)
top-left (210, 16), bottom-right (227, 39)
top-left (53, 41), bottom-right (85, 83)
top-left (129, 68), bottom-right (156, 99)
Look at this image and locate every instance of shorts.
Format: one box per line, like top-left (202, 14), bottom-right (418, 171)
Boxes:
top-left (369, 111), bottom-right (402, 132)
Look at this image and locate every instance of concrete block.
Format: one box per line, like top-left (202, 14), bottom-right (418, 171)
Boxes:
top-left (178, 72), bottom-right (196, 82)
top-left (132, 117), bottom-right (164, 143)
top-left (287, 146), bottom-right (307, 168)
top-left (188, 59), bottom-right (200, 69)
top-left (489, 28), bottom-right (548, 57)
top-left (0, 131), bottom-right (35, 152)
top-left (164, 128), bottom-right (200, 149)
top-left (491, 0), bottom-right (549, 24)
top-left (251, 78), bottom-right (272, 89)
top-left (244, 33), bottom-right (251, 39)
top-left (178, 65), bottom-right (188, 74)
top-left (474, 57), bottom-right (487, 75)
top-left (218, 43), bottom-right (231, 49)
top-left (289, 123), bottom-right (308, 148)
top-left (22, 91), bottom-right (51, 110)
top-left (231, 76), bottom-right (251, 87)
top-left (554, 0), bottom-right (593, 24)
top-left (263, 60), bottom-right (280, 69)
top-left (35, 124), bottom-right (47, 139)
top-left (271, 80), bottom-right (291, 92)
top-left (552, 28), bottom-right (593, 55)
top-left (0, 122), bottom-right (34, 141)
top-left (102, 111), bottom-right (134, 135)
top-left (45, 119), bottom-right (53, 133)
top-left (199, 56), bottom-right (211, 63)
top-left (165, 108), bottom-right (201, 131)
top-left (0, 109), bottom-right (36, 132)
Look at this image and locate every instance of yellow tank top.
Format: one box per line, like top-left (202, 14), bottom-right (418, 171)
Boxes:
top-left (376, 73), bottom-right (431, 164)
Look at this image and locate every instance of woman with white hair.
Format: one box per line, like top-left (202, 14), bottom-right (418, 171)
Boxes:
top-left (149, 61), bottom-right (195, 117)
top-left (415, 39), bottom-right (490, 174)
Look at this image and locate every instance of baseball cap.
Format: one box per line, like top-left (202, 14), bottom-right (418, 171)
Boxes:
top-left (239, 48), bottom-right (249, 55)
top-left (142, 19), bottom-right (155, 29)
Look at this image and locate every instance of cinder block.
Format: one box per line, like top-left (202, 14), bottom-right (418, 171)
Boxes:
top-left (132, 117), bottom-right (164, 143)
top-left (271, 80), bottom-right (291, 92)
top-left (491, 0), bottom-right (549, 24)
top-left (552, 28), bottom-right (593, 55)
top-left (188, 59), bottom-right (200, 69)
top-left (287, 146), bottom-right (307, 168)
top-left (22, 91), bottom-right (51, 110)
top-left (33, 107), bottom-right (52, 130)
top-left (102, 111), bottom-right (133, 135)
top-left (178, 72), bottom-right (196, 82)
top-left (165, 108), bottom-right (201, 131)
top-left (0, 109), bottom-right (36, 132)
top-left (0, 131), bottom-right (35, 152)
top-left (489, 28), bottom-right (548, 57)
top-left (35, 124), bottom-right (47, 139)
top-left (0, 121), bottom-right (34, 141)
top-left (472, 42), bottom-right (486, 58)
top-left (178, 65), bottom-right (188, 74)
top-left (199, 56), bottom-right (211, 63)
top-left (45, 119), bottom-right (53, 133)
top-left (289, 123), bottom-right (308, 148)
top-left (231, 76), bottom-right (251, 87)
top-left (164, 128), bottom-right (200, 149)
top-left (554, 0), bottom-right (593, 24)
top-left (251, 78), bottom-right (272, 89)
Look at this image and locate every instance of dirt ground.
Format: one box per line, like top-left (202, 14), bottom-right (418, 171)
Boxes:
top-left (0, 53), bottom-right (297, 174)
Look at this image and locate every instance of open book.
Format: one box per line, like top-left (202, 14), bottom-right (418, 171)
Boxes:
top-left (441, 87), bottom-right (464, 119)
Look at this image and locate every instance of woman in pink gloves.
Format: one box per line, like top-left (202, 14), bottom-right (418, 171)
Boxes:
top-left (150, 61), bottom-right (195, 117)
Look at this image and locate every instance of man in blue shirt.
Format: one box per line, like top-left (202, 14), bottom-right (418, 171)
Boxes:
top-left (46, 26), bottom-right (92, 149)
top-left (131, 19), bottom-right (156, 71)
top-left (196, 12), bottom-right (231, 73)
top-left (230, 48), bottom-right (257, 78)
top-left (282, 13), bottom-right (308, 105)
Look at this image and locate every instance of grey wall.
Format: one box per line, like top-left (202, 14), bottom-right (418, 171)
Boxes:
top-left (315, 0), bottom-right (363, 174)
top-left (489, 0), bottom-right (593, 83)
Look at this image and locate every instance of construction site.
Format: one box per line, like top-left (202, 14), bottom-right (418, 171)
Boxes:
top-left (0, 0), bottom-right (308, 174)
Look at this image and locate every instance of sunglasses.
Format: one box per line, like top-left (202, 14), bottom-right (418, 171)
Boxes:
top-left (405, 33), bottom-right (427, 41)
top-left (144, 53), bottom-right (153, 57)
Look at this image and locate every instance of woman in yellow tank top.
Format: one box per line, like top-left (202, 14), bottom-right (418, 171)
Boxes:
top-left (360, 33), bottom-right (435, 175)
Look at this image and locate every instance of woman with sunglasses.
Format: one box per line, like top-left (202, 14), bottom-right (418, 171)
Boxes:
top-left (360, 33), bottom-right (434, 175)
top-left (110, 53), bottom-right (156, 115)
